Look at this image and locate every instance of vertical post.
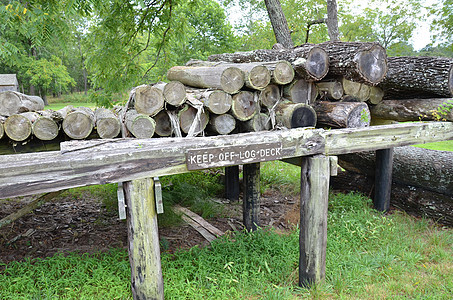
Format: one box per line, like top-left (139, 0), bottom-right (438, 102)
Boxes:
top-left (299, 155), bottom-right (330, 288)
top-left (374, 148), bottom-right (394, 212)
top-left (243, 163), bottom-right (260, 231)
top-left (124, 178), bottom-right (164, 300)
top-left (225, 165), bottom-right (240, 201)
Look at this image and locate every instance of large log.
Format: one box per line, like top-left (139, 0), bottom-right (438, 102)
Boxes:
top-left (31, 110), bottom-right (61, 141)
top-left (131, 85), bottom-right (165, 116)
top-left (283, 78), bottom-right (317, 104)
top-left (178, 104), bottom-right (209, 135)
top-left (379, 56), bottom-right (453, 99)
top-left (0, 91), bottom-right (45, 116)
top-left (167, 65), bottom-right (244, 94)
top-left (318, 41), bottom-right (388, 85)
top-left (125, 109), bottom-right (156, 139)
top-left (231, 91), bottom-right (258, 121)
top-left (313, 101), bottom-right (370, 128)
top-left (275, 101), bottom-right (317, 128)
top-left (95, 108), bottom-right (121, 139)
top-left (208, 45), bottom-right (329, 81)
top-left (186, 88), bottom-right (232, 115)
top-left (153, 81), bottom-right (186, 107)
top-left (370, 98), bottom-right (453, 122)
top-left (4, 112), bottom-right (39, 141)
top-left (338, 146), bottom-right (453, 197)
top-left (62, 107), bottom-right (95, 139)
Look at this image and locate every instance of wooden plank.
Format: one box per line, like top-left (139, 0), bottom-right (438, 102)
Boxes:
top-left (374, 148), bottom-right (394, 212)
top-left (124, 178), bottom-right (164, 300)
top-left (173, 205), bottom-right (224, 237)
top-left (299, 155), bottom-right (330, 287)
top-left (243, 163), bottom-right (260, 231)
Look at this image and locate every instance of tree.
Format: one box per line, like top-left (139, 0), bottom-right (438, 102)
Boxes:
top-left (431, 0), bottom-right (453, 52)
top-left (263, 0), bottom-right (293, 47)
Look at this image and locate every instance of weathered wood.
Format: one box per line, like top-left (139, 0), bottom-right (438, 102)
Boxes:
top-left (275, 101), bottom-right (317, 128)
top-left (318, 41), bottom-right (388, 85)
top-left (94, 108), bottom-right (121, 139)
top-left (0, 122), bottom-right (452, 199)
top-left (0, 117), bottom-right (4, 139)
top-left (313, 101), bottom-right (370, 128)
top-left (31, 110), bottom-right (61, 141)
top-left (174, 205), bottom-right (224, 237)
top-left (153, 110), bottom-right (172, 137)
top-left (299, 155), bottom-right (330, 287)
top-left (259, 84), bottom-right (281, 109)
top-left (379, 56), bottom-right (453, 99)
top-left (370, 98), bottom-right (453, 122)
top-left (283, 78), bottom-right (317, 104)
top-left (231, 91), bottom-right (258, 121)
top-left (0, 137), bottom-right (62, 155)
top-left (225, 165), bottom-right (240, 201)
top-left (261, 60), bottom-right (295, 85)
top-left (132, 85), bottom-right (165, 116)
top-left (374, 148), bottom-right (393, 212)
top-left (368, 86), bottom-right (384, 104)
top-left (243, 163), bottom-right (260, 231)
top-left (0, 91), bottom-right (45, 116)
top-left (62, 107), bottom-right (95, 139)
top-left (153, 81), bottom-right (186, 107)
top-left (341, 77), bottom-right (371, 101)
top-left (207, 114), bottom-right (236, 135)
top-left (241, 112), bottom-right (271, 132)
top-left (208, 45), bottom-right (330, 81)
top-left (178, 104), bottom-right (209, 135)
top-left (167, 65), bottom-right (244, 94)
top-left (124, 178), bottom-right (164, 300)
top-left (187, 88), bottom-right (232, 115)
top-left (125, 109), bottom-right (156, 138)
top-left (316, 80), bottom-right (343, 100)
top-left (4, 112), bottom-right (38, 141)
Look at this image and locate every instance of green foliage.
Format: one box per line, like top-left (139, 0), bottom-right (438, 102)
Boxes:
top-left (431, 0), bottom-right (453, 47)
top-left (260, 161), bottom-right (301, 195)
top-left (430, 99), bottom-right (453, 121)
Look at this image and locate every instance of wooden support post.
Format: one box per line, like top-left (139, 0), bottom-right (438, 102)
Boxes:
top-left (299, 155), bottom-right (330, 288)
top-left (124, 178), bottom-right (164, 300)
top-left (243, 163), bottom-right (260, 231)
top-left (225, 165), bottom-right (240, 201)
top-left (374, 148), bottom-right (394, 212)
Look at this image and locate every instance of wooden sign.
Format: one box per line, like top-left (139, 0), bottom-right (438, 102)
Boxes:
top-left (186, 142), bottom-right (283, 170)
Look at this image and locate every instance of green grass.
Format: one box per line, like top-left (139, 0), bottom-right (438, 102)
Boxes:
top-left (412, 140), bottom-right (453, 151)
top-left (260, 161), bottom-right (301, 195)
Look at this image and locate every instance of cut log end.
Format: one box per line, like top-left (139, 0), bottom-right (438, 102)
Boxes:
top-left (242, 112), bottom-right (271, 132)
top-left (97, 118), bottom-right (121, 139)
top-left (291, 105), bottom-right (317, 128)
top-left (4, 115), bottom-right (32, 142)
top-left (163, 81), bottom-right (186, 106)
top-left (221, 67), bottom-right (244, 94)
top-left (283, 79), bottom-right (317, 104)
top-left (356, 44), bottom-right (387, 85)
top-left (33, 117), bottom-right (59, 141)
top-left (247, 65), bottom-right (271, 90)
top-left (273, 60), bottom-right (295, 85)
top-left (206, 90), bottom-right (232, 115)
top-left (154, 111), bottom-right (172, 137)
top-left (0, 92), bottom-right (21, 117)
top-left (129, 115), bottom-right (156, 138)
top-left (231, 91), bottom-right (258, 121)
top-left (134, 85), bottom-right (165, 116)
top-left (260, 85), bottom-right (281, 108)
top-left (306, 47), bottom-right (329, 80)
top-left (62, 108), bottom-right (94, 140)
top-left (179, 105), bottom-right (209, 135)
top-left (209, 114), bottom-right (236, 135)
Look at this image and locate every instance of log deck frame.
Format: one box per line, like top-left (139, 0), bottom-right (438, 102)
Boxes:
top-left (0, 122), bottom-right (452, 299)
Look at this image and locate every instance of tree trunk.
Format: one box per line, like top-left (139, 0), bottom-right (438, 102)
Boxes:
top-left (0, 91), bottom-right (45, 116)
top-left (208, 46), bottom-right (330, 81)
top-left (283, 78), bottom-right (318, 104)
top-left (125, 109), bottom-right (156, 138)
top-left (264, 0), bottom-right (294, 48)
top-left (338, 146), bottom-right (453, 197)
top-left (231, 91), bottom-right (258, 121)
top-left (178, 104), bottom-right (209, 135)
top-left (153, 110), bottom-right (172, 137)
top-left (275, 101), bottom-right (317, 128)
top-left (259, 84), bottom-right (281, 109)
top-left (316, 80), bottom-right (343, 100)
top-left (131, 85), bottom-right (165, 116)
top-left (326, 0), bottom-right (340, 41)
top-left (379, 56), bottom-right (453, 99)
top-left (95, 108), bottom-right (121, 139)
top-left (186, 88), bottom-right (232, 115)
top-left (153, 81), bottom-right (186, 107)
top-left (207, 114), bottom-right (236, 135)
top-left (62, 107), bottom-right (95, 140)
top-left (318, 41), bottom-right (388, 85)
top-left (370, 98), bottom-right (453, 122)
top-left (4, 112), bottom-right (39, 141)
top-left (167, 65), bottom-right (244, 94)
top-left (313, 101), bottom-right (370, 128)
top-left (241, 112), bottom-right (272, 132)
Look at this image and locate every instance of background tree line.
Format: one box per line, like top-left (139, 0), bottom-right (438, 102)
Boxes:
top-left (0, 0), bottom-right (451, 106)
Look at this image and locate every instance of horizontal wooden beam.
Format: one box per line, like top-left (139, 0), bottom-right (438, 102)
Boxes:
top-left (0, 122), bottom-right (452, 199)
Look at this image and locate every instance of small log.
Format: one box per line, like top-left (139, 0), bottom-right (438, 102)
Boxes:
top-left (231, 91), bottom-right (258, 121)
top-left (132, 85), bottom-right (165, 116)
top-left (241, 112), bottom-right (272, 132)
top-left (243, 163), bottom-right (260, 231)
top-left (368, 86), bottom-right (384, 104)
top-left (207, 114), bottom-right (236, 135)
top-left (275, 101), bottom-right (317, 128)
top-left (313, 101), bottom-right (370, 128)
top-left (0, 91), bottom-right (45, 116)
top-left (125, 109), bottom-right (156, 138)
top-left (316, 80), bottom-right (343, 100)
top-left (283, 78), bottom-right (317, 104)
top-left (153, 110), bottom-right (172, 137)
top-left (4, 112), bottom-right (39, 141)
top-left (259, 84), bottom-right (281, 109)
top-left (187, 88), bottom-right (232, 115)
top-left (167, 65), bottom-right (244, 94)
top-left (178, 104), bottom-right (209, 135)
top-left (62, 107), bottom-right (95, 139)
top-left (95, 108), bottom-right (121, 139)
top-left (370, 98), bottom-right (453, 122)
top-left (32, 111), bottom-right (60, 141)
top-left (342, 78), bottom-right (371, 101)
top-left (153, 81), bottom-right (186, 107)
top-left (260, 60), bottom-right (295, 85)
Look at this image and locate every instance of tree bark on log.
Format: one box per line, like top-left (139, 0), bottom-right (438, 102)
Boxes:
top-left (264, 0), bottom-right (294, 48)
top-left (241, 112), bottom-right (272, 132)
top-left (283, 78), bottom-right (317, 104)
top-left (330, 170), bottom-right (453, 227)
top-left (178, 104), bottom-right (209, 135)
top-left (186, 88), bottom-right (232, 115)
top-left (370, 98), bottom-right (453, 122)
top-left (275, 101), bottom-right (317, 128)
top-left (0, 117), bottom-right (4, 139)
top-left (125, 109), bottom-right (156, 139)
top-left (0, 91), bottom-right (45, 116)
top-left (318, 41), bottom-right (388, 85)
top-left (338, 146), bottom-right (453, 197)
top-left (313, 101), bottom-right (370, 128)
top-left (4, 112), bottom-right (39, 141)
top-left (316, 80), bottom-right (343, 100)
top-left (95, 108), bottom-right (121, 139)
top-left (231, 91), bottom-right (258, 121)
top-left (208, 45), bottom-right (329, 81)
top-left (153, 81), bottom-right (186, 107)
top-left (379, 56), bottom-right (453, 99)
top-left (131, 85), bottom-right (165, 117)
top-left (62, 107), bottom-right (95, 140)
top-left (167, 65), bottom-right (244, 94)
top-left (207, 114), bottom-right (236, 135)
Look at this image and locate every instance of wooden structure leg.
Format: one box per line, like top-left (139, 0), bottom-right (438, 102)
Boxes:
top-left (299, 155), bottom-right (330, 287)
top-left (225, 165), bottom-right (240, 201)
top-left (124, 178), bottom-right (164, 300)
top-left (243, 163), bottom-right (260, 231)
top-left (374, 148), bottom-right (394, 212)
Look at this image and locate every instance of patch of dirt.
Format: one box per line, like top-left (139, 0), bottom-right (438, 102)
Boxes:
top-left (0, 189), bottom-right (299, 264)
